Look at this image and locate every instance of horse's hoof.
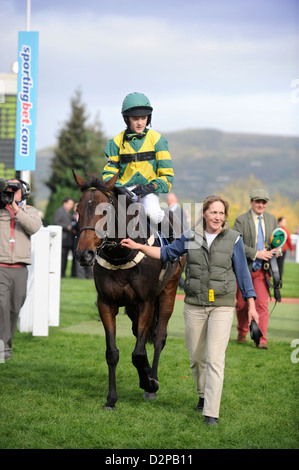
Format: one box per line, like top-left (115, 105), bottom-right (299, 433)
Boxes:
top-left (143, 391), bottom-right (157, 400)
top-left (102, 404), bottom-right (115, 411)
top-left (149, 377), bottom-right (159, 392)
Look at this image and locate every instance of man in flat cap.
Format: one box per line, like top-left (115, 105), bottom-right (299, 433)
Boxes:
top-left (233, 189), bottom-right (278, 349)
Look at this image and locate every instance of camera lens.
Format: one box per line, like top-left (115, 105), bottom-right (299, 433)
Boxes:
top-left (0, 191), bottom-right (14, 205)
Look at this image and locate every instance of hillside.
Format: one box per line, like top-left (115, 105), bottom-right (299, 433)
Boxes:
top-left (163, 129), bottom-right (299, 202)
top-left (34, 129), bottom-right (299, 204)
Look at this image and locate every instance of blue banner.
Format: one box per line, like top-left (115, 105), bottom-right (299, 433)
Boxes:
top-left (14, 31), bottom-right (39, 171)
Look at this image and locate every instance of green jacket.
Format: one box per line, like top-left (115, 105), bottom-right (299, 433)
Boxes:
top-left (233, 210), bottom-right (277, 272)
top-left (102, 128), bottom-right (174, 193)
top-left (184, 227), bottom-right (240, 307)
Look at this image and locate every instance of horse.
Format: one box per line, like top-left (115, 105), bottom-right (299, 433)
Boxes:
top-left (73, 170), bottom-right (185, 410)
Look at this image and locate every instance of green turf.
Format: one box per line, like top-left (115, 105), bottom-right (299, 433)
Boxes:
top-left (0, 261), bottom-right (298, 449)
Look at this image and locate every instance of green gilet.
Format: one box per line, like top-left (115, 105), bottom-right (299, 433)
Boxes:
top-left (184, 228), bottom-right (239, 307)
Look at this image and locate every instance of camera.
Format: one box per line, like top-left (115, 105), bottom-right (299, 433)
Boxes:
top-left (0, 179), bottom-right (30, 209)
top-left (0, 182), bottom-right (21, 207)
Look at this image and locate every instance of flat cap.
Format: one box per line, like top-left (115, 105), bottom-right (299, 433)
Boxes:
top-left (249, 189), bottom-right (270, 202)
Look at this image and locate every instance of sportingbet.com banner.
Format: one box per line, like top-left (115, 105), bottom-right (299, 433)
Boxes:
top-left (15, 31), bottom-right (39, 171)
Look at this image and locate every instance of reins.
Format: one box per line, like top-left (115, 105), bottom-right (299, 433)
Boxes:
top-left (77, 186), bottom-right (146, 268)
top-left (79, 225), bottom-right (96, 235)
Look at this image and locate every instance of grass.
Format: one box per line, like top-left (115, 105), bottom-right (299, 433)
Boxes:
top-left (280, 262), bottom-right (299, 298)
top-left (0, 262), bottom-right (298, 449)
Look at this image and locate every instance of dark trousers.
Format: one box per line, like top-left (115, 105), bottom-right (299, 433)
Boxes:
top-left (0, 266), bottom-right (28, 356)
top-left (61, 246), bottom-right (72, 277)
top-left (277, 251), bottom-right (286, 280)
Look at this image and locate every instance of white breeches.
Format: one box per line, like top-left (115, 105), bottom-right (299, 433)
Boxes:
top-left (128, 187), bottom-right (165, 225)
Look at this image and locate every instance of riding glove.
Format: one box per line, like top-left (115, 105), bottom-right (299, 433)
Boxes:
top-left (132, 182), bottom-right (157, 198)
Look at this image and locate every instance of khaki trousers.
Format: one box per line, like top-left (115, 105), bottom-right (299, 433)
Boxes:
top-left (0, 266), bottom-right (28, 356)
top-left (183, 303), bottom-right (234, 418)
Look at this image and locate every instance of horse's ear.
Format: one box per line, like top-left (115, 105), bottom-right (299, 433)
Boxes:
top-left (105, 172), bottom-right (119, 191)
top-left (72, 170), bottom-right (86, 189)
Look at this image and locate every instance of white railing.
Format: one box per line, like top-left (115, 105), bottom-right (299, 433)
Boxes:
top-left (18, 225), bottom-right (62, 336)
top-left (290, 234), bottom-right (299, 263)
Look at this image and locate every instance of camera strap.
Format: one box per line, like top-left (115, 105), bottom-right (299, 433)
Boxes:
top-left (6, 205), bottom-right (16, 253)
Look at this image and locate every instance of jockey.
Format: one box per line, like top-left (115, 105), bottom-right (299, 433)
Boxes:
top-left (102, 92), bottom-right (175, 238)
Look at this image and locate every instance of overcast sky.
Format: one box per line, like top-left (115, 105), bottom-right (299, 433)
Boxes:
top-left (1, 0), bottom-right (298, 150)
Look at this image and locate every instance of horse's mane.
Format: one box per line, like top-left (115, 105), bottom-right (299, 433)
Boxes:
top-left (79, 174), bottom-right (134, 203)
top-left (79, 174), bottom-right (108, 193)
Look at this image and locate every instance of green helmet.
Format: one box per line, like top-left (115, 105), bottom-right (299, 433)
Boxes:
top-left (121, 92), bottom-right (153, 117)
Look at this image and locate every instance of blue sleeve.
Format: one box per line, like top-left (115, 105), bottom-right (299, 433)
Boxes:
top-left (160, 230), bottom-right (190, 262)
top-left (233, 237), bottom-right (256, 300)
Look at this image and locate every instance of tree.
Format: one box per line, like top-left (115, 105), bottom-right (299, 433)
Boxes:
top-left (221, 174), bottom-right (299, 232)
top-left (266, 193), bottom-right (299, 233)
top-left (45, 89), bottom-right (106, 224)
top-left (220, 174), bottom-right (265, 228)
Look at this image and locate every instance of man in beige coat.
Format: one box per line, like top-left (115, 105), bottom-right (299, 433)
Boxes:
top-left (0, 179), bottom-right (42, 360)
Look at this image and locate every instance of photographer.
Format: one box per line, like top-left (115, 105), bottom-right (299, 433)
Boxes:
top-left (0, 178), bottom-right (42, 360)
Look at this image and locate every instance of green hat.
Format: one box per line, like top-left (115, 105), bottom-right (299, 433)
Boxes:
top-left (249, 189), bottom-right (270, 202)
top-left (121, 92), bottom-right (153, 116)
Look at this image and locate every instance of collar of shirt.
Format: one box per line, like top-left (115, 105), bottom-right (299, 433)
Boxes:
top-left (250, 209), bottom-right (263, 220)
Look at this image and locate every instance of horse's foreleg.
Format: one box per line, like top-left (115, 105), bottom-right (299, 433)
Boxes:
top-left (150, 319), bottom-right (168, 387)
top-left (104, 332), bottom-right (119, 410)
top-left (99, 305), bottom-right (119, 410)
top-left (132, 338), bottom-right (157, 392)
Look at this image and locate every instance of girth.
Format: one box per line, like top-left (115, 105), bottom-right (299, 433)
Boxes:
top-left (120, 151), bottom-right (155, 164)
top-left (95, 234), bottom-right (155, 270)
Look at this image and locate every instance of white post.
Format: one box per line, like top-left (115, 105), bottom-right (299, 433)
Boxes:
top-left (291, 234), bottom-right (299, 263)
top-left (32, 228), bottom-right (50, 336)
top-left (48, 226), bottom-right (62, 327)
top-left (18, 225), bottom-right (62, 336)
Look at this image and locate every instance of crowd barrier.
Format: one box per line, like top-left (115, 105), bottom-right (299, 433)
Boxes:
top-left (18, 225), bottom-right (62, 336)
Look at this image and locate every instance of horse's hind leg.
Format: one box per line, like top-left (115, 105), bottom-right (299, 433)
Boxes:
top-left (131, 302), bottom-right (159, 394)
top-left (150, 312), bottom-right (169, 386)
top-left (149, 282), bottom-right (179, 387)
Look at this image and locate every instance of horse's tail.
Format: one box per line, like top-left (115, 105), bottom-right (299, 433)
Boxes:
top-left (147, 296), bottom-right (159, 344)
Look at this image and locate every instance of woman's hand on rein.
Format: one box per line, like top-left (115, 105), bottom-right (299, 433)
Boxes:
top-left (121, 238), bottom-right (139, 250)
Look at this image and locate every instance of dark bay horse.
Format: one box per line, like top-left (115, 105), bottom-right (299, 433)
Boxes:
top-left (73, 171), bottom-right (185, 409)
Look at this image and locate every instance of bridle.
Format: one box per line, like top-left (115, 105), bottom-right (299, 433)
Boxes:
top-left (76, 184), bottom-right (157, 273)
top-left (77, 185), bottom-right (150, 269)
top-left (77, 186), bottom-right (128, 254)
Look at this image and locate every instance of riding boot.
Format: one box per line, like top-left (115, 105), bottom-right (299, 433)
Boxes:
top-left (158, 211), bottom-right (177, 244)
top-left (166, 215), bottom-right (176, 243)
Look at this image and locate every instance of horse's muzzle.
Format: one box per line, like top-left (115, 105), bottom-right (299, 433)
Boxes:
top-left (75, 248), bottom-right (95, 266)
